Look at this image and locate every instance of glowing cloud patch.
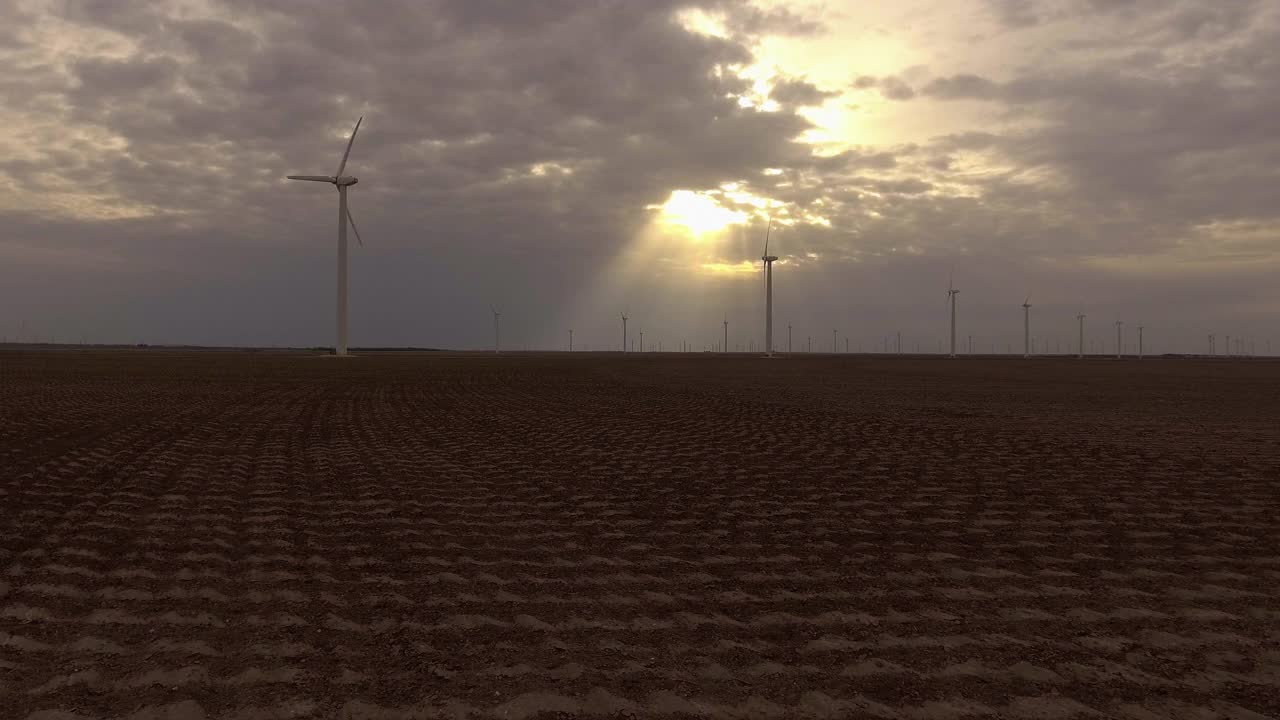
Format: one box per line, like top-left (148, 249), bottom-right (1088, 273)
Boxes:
top-left (700, 261), bottom-right (758, 275)
top-left (652, 190), bottom-right (748, 237)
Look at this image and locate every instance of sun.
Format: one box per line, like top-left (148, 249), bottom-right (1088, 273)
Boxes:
top-left (653, 190), bottom-right (747, 238)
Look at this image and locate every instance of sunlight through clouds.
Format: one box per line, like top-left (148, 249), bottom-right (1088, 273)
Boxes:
top-left (650, 190), bottom-right (749, 239)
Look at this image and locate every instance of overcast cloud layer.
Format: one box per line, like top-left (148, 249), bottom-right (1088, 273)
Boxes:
top-left (2, 0), bottom-right (1277, 354)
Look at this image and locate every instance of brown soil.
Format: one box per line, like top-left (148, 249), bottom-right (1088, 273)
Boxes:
top-left (2, 350), bottom-right (1278, 719)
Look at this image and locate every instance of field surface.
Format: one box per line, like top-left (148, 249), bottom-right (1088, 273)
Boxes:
top-left (2, 350), bottom-right (1278, 719)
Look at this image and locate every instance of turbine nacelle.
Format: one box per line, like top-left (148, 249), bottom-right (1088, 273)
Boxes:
top-left (762, 255), bottom-right (778, 262)
top-left (336, 176), bottom-right (358, 187)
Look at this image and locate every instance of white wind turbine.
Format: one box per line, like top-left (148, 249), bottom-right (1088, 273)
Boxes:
top-left (1022, 295), bottom-right (1032, 359)
top-left (287, 116), bottom-right (366, 356)
top-left (621, 312), bottom-right (628, 353)
top-left (761, 217), bottom-right (777, 356)
top-left (491, 306), bottom-right (501, 353)
top-left (946, 272), bottom-right (959, 358)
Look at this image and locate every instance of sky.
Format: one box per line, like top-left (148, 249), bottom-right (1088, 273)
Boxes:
top-left (2, 0), bottom-right (1277, 354)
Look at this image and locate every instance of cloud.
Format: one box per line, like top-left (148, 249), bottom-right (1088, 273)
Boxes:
top-left (1, 0), bottom-right (1277, 351)
top-left (770, 77), bottom-right (838, 107)
top-left (920, 74), bottom-right (998, 100)
top-left (852, 74), bottom-right (915, 100)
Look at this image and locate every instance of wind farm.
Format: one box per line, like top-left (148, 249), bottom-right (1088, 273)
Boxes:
top-left (3, 1), bottom-right (1280, 717)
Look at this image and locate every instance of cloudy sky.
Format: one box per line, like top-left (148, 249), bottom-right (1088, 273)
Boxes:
top-left (2, 0), bottom-right (1277, 354)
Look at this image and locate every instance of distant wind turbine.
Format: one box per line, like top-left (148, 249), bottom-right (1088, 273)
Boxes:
top-left (761, 217), bottom-right (777, 357)
top-left (1137, 324), bottom-right (1144, 360)
top-left (491, 306), bottom-right (501, 353)
top-left (723, 316), bottom-right (728, 354)
top-left (1077, 314), bottom-right (1086, 359)
top-left (1022, 296), bottom-right (1032, 359)
top-left (286, 116), bottom-right (366, 356)
top-left (947, 272), bottom-right (959, 358)
top-left (621, 313), bottom-right (628, 353)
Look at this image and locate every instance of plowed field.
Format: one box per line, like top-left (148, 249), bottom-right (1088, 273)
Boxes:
top-left (2, 350), bottom-right (1278, 719)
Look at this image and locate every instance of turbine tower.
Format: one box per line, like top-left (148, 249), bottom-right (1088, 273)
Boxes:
top-left (788, 323), bottom-right (792, 353)
top-left (947, 274), bottom-right (959, 358)
top-left (723, 316), bottom-right (728, 354)
top-left (1209, 334), bottom-right (1215, 356)
top-left (621, 313), bottom-right (628, 353)
top-left (287, 116), bottom-right (366, 356)
top-left (761, 217), bottom-right (777, 357)
top-left (1076, 314), bottom-right (1086, 358)
top-left (491, 306), bottom-right (501, 353)
top-left (1022, 296), bottom-right (1032, 359)
top-left (1115, 320), bottom-right (1123, 359)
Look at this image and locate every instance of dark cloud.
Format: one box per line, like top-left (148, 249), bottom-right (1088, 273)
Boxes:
top-left (986, 0), bottom-right (1041, 28)
top-left (719, 4), bottom-right (825, 36)
top-left (851, 74), bottom-right (916, 100)
top-left (770, 77), bottom-right (837, 107)
top-left (920, 74), bottom-right (998, 100)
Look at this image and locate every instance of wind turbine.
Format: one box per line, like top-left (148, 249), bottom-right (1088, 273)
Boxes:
top-left (761, 217), bottom-right (777, 357)
top-left (569, 329), bottom-right (573, 352)
top-left (947, 273), bottom-right (959, 358)
top-left (788, 323), bottom-right (792, 353)
top-left (621, 313), bottom-right (628, 353)
top-left (1022, 296), bottom-right (1032, 359)
top-left (1115, 320), bottom-right (1123, 359)
top-left (287, 116), bottom-right (366, 356)
top-left (491, 306), bottom-right (501, 353)
top-left (1076, 314), bottom-right (1086, 358)
top-left (723, 316), bottom-right (728, 354)
top-left (1137, 324), bottom-right (1144, 359)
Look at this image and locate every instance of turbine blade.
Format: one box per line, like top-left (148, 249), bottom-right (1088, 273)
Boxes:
top-left (346, 205), bottom-right (363, 247)
top-left (762, 216), bottom-right (772, 256)
top-left (286, 175), bottom-right (334, 182)
top-left (335, 116), bottom-right (363, 178)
